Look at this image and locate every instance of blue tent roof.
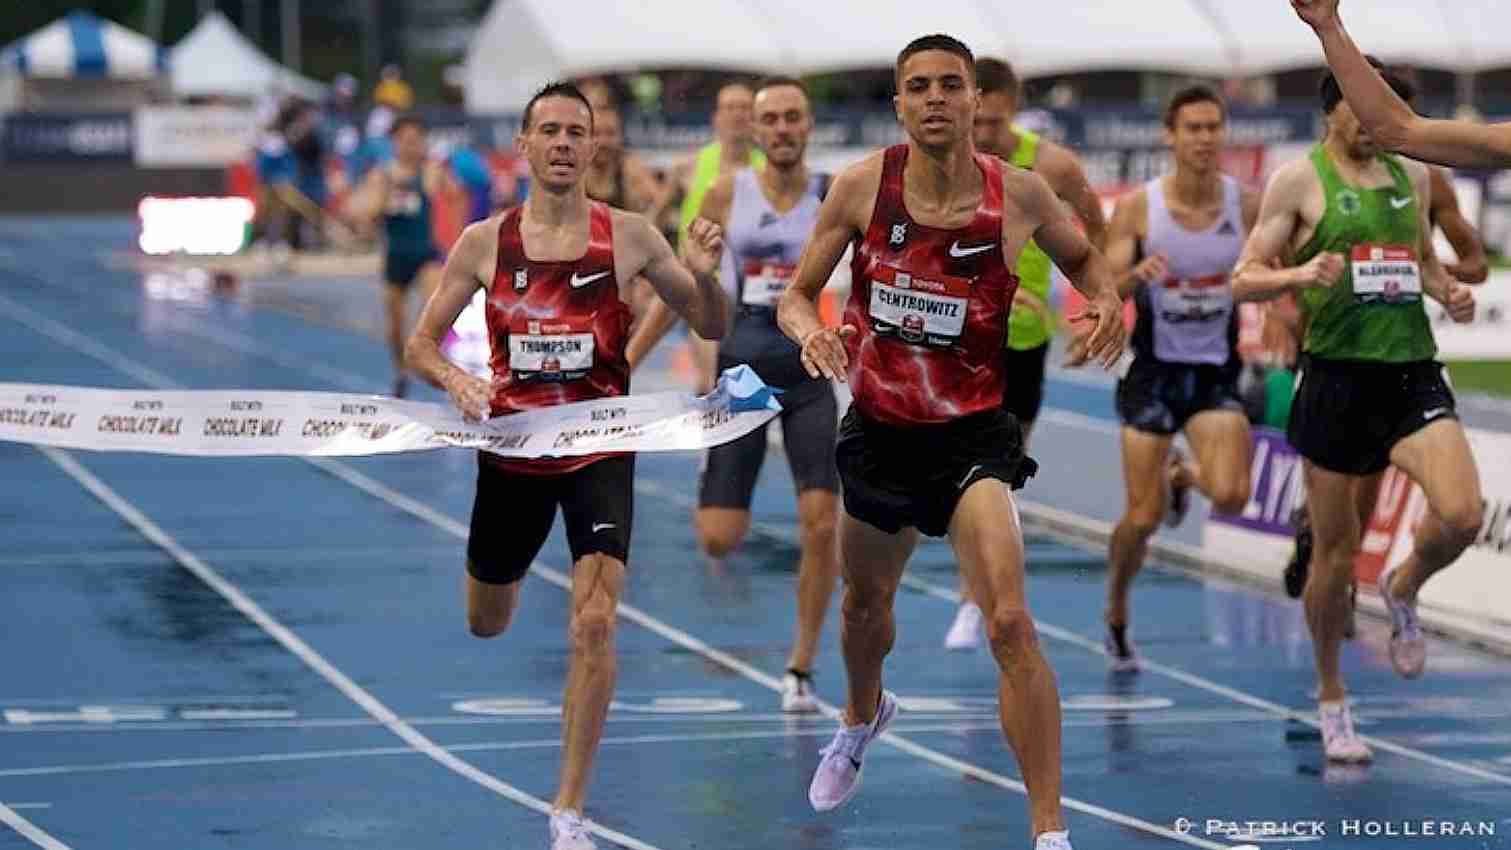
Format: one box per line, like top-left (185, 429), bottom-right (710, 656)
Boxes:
top-left (1, 11), bottom-right (166, 80)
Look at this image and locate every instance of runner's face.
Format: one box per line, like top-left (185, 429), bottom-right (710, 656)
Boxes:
top-left (753, 85), bottom-right (811, 167)
top-left (393, 124), bottom-right (427, 163)
top-left (518, 97), bottom-right (596, 191)
top-left (592, 110), bottom-right (624, 165)
top-left (1328, 101), bottom-right (1379, 160)
top-left (1166, 101), bottom-right (1226, 174)
top-left (895, 51), bottom-right (977, 151)
top-left (714, 85), bottom-right (755, 145)
top-left (972, 91), bottom-right (1018, 155)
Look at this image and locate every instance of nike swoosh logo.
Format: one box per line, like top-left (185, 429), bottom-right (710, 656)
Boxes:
top-left (570, 270), bottom-right (612, 289)
top-left (849, 757), bottom-right (863, 771)
top-left (1390, 197), bottom-right (1412, 209)
top-left (1422, 407), bottom-right (1448, 421)
top-left (591, 522), bottom-right (616, 533)
top-left (957, 464), bottom-right (983, 490)
top-left (949, 241), bottom-right (994, 258)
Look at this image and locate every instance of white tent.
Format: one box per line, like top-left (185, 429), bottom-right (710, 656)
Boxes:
top-left (465, 0), bottom-right (1511, 112)
top-left (171, 11), bottom-right (326, 102)
top-left (0, 10), bottom-right (164, 79)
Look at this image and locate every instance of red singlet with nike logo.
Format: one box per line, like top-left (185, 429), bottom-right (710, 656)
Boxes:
top-left (844, 145), bottom-right (1019, 425)
top-left (486, 202), bottom-right (631, 474)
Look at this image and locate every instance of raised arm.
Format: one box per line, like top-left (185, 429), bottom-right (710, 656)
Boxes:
top-left (1232, 163), bottom-right (1342, 303)
top-left (1428, 167), bottom-right (1489, 284)
top-left (1021, 170), bottom-right (1126, 369)
top-left (404, 221), bottom-right (492, 419)
top-left (1293, 0), bottom-right (1511, 169)
top-left (777, 161), bottom-right (869, 382)
top-left (1039, 142), bottom-right (1109, 251)
top-left (620, 212), bottom-right (729, 341)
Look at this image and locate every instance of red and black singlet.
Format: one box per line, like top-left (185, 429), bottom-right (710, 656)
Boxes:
top-left (844, 145), bottom-right (1020, 426)
top-left (486, 201), bottom-right (632, 474)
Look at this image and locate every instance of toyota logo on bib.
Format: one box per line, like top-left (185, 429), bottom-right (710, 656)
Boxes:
top-left (900, 313), bottom-right (925, 342)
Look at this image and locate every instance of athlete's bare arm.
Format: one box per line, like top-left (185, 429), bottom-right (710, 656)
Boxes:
top-left (1012, 169), bottom-right (1126, 368)
top-left (1293, 0), bottom-right (1511, 169)
top-left (406, 219), bottom-right (494, 419)
top-left (1037, 141), bottom-right (1109, 251)
top-left (1232, 160), bottom-right (1343, 302)
top-left (1428, 167), bottom-right (1489, 284)
top-left (622, 153), bottom-right (662, 213)
top-left (779, 154), bottom-right (881, 382)
top-left (1103, 189), bottom-right (1168, 299)
top-left (350, 166), bottom-right (390, 225)
top-left (645, 157), bottom-right (696, 227)
top-left (624, 175), bottom-right (737, 370)
top-left (615, 210), bottom-right (729, 342)
top-left (1408, 161), bottom-right (1477, 324)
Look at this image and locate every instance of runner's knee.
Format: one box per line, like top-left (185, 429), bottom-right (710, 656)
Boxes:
top-left (1210, 477), bottom-right (1250, 517)
top-left (697, 515), bottom-right (748, 559)
top-left (1437, 500), bottom-right (1484, 548)
top-left (985, 606), bottom-right (1039, 666)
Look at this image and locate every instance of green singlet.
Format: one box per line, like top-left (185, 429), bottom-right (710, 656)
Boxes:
top-left (1005, 128), bottom-right (1055, 351)
top-left (1292, 144), bottom-right (1435, 363)
top-left (678, 142), bottom-right (765, 246)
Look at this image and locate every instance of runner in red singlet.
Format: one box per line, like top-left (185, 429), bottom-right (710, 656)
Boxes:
top-left (404, 82), bottom-right (728, 850)
top-left (777, 35), bottom-right (1126, 850)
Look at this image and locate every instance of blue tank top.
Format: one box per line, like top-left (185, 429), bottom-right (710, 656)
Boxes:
top-left (382, 166), bottom-right (435, 258)
top-left (719, 168), bottom-right (828, 388)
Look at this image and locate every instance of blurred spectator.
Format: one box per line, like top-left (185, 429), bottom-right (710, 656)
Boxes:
top-left (373, 64), bottom-right (414, 111)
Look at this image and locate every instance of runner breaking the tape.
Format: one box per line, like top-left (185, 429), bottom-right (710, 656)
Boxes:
top-left (778, 34), bottom-right (1126, 850)
top-left (404, 82), bottom-right (729, 850)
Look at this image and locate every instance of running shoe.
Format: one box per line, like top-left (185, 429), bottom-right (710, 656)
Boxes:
top-left (1283, 512), bottom-right (1312, 599)
top-left (1164, 448), bottom-right (1191, 528)
top-left (392, 374), bottom-right (409, 399)
top-left (1318, 700), bottom-right (1373, 763)
top-left (944, 601), bottom-right (984, 651)
top-left (1104, 622), bottom-right (1140, 674)
top-left (549, 809), bottom-right (596, 850)
top-left (1378, 563), bottom-right (1426, 678)
top-left (781, 669), bottom-right (820, 714)
top-left (1035, 830), bottom-right (1074, 850)
top-left (808, 690), bottom-right (899, 812)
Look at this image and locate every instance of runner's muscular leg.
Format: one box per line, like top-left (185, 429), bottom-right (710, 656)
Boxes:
top-left (1181, 409), bottom-right (1252, 516)
top-left (1303, 462), bottom-right (1361, 702)
top-left (556, 552), bottom-right (626, 813)
top-left (837, 512), bottom-right (915, 726)
top-left (1107, 427), bottom-right (1173, 627)
top-left (951, 479), bottom-right (1064, 838)
top-left (1386, 420), bottom-right (1484, 599)
top-left (789, 488), bottom-right (840, 673)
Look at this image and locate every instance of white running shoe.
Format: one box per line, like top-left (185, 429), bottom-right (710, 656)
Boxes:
top-left (808, 690), bottom-right (899, 812)
top-left (781, 670), bottom-right (820, 713)
top-left (1035, 830), bottom-right (1074, 850)
top-left (1104, 623), bottom-right (1140, 673)
top-left (944, 602), bottom-right (984, 650)
top-left (549, 809), bottom-right (597, 850)
top-left (1318, 700), bottom-right (1373, 763)
top-left (1378, 563), bottom-right (1426, 679)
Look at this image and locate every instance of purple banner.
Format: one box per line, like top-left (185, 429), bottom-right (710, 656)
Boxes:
top-left (1213, 426), bottom-right (1306, 536)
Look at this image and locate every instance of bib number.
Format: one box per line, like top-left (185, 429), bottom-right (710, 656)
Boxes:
top-left (1351, 244), bottom-right (1421, 304)
top-left (867, 265), bottom-right (970, 348)
top-left (1157, 273), bottom-right (1232, 325)
top-left (510, 320), bottom-right (595, 383)
top-left (740, 261), bottom-right (794, 308)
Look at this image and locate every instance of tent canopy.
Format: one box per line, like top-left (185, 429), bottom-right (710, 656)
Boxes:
top-left (0, 11), bottom-right (165, 80)
top-left (171, 11), bottom-right (326, 102)
top-left (465, 0), bottom-right (1511, 112)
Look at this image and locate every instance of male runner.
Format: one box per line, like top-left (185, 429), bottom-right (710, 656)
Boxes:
top-left (626, 77), bottom-right (840, 714)
top-left (946, 56), bottom-right (1109, 650)
top-left (1100, 86), bottom-right (1261, 672)
top-left (1292, 0), bottom-right (1511, 169)
top-left (355, 115), bottom-right (443, 398)
top-left (585, 105), bottom-right (659, 214)
top-left (1232, 64), bottom-right (1480, 763)
top-left (778, 35), bottom-right (1126, 850)
top-left (404, 83), bottom-right (729, 850)
top-left (649, 81), bottom-right (767, 392)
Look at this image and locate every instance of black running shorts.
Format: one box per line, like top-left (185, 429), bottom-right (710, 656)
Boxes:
top-left (1288, 355), bottom-right (1457, 476)
top-left (466, 454), bottom-right (634, 585)
top-left (699, 377), bottom-right (838, 509)
top-left (1115, 357), bottom-right (1244, 436)
top-left (836, 407), bottom-right (1037, 538)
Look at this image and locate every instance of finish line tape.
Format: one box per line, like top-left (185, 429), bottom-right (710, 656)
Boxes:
top-left (0, 366), bottom-right (783, 459)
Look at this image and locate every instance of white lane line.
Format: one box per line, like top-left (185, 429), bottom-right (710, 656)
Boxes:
top-left (0, 802), bottom-right (70, 850)
top-left (317, 459), bottom-right (1226, 849)
top-left (3, 806), bottom-right (52, 811)
top-left (632, 480), bottom-right (1511, 788)
top-left (39, 448), bottom-right (662, 850)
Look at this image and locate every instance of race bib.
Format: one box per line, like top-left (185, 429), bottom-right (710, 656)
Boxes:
top-left (740, 261), bottom-right (795, 308)
top-left (385, 189), bottom-right (423, 216)
top-left (1351, 244), bottom-right (1421, 304)
top-left (868, 264), bottom-right (970, 348)
top-left (509, 319), bottom-right (595, 383)
top-left (1157, 273), bottom-right (1232, 325)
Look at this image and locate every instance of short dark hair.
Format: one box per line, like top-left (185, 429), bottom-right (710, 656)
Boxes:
top-left (755, 75), bottom-right (810, 102)
top-left (717, 79), bottom-right (757, 100)
top-left (975, 58), bottom-right (1020, 99)
top-left (896, 34), bottom-right (975, 85)
top-left (1320, 56), bottom-right (1415, 114)
top-left (388, 114), bottom-right (426, 137)
top-left (1163, 85), bottom-right (1226, 129)
top-left (523, 81), bottom-right (594, 131)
